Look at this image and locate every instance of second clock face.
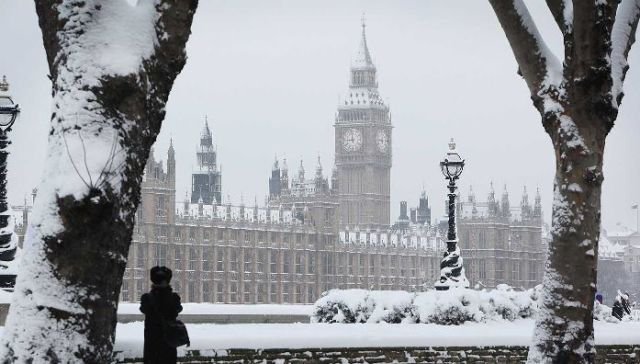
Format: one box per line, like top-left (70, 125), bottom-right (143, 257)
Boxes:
top-left (343, 128), bottom-right (362, 152)
top-left (376, 130), bottom-right (389, 153)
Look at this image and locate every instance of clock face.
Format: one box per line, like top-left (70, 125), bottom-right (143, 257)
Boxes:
top-left (376, 130), bottom-right (389, 153)
top-left (343, 128), bottom-right (362, 152)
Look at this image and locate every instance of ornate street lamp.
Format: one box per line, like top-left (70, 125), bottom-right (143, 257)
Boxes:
top-left (435, 138), bottom-right (469, 291)
top-left (0, 75), bottom-right (20, 289)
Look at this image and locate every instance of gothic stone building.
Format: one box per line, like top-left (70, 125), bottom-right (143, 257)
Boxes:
top-left (123, 146), bottom-right (443, 304)
top-left (455, 185), bottom-right (545, 289)
top-left (121, 22), bottom-right (545, 304)
top-left (121, 141), bottom-right (544, 303)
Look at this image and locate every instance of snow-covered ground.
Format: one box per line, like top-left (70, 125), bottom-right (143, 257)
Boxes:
top-left (110, 320), bottom-right (640, 359)
top-left (117, 303), bottom-right (313, 316)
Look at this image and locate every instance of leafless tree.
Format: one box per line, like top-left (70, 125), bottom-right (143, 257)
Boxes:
top-left (488, 0), bottom-right (640, 362)
top-left (0, 0), bottom-right (198, 361)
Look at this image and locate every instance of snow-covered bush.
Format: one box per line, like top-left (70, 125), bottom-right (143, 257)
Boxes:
top-left (413, 289), bottom-right (481, 325)
top-left (367, 291), bottom-right (416, 323)
top-left (312, 285), bottom-right (541, 325)
top-left (312, 289), bottom-right (372, 323)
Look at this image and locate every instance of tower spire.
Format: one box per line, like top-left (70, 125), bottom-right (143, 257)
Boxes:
top-left (353, 15), bottom-right (374, 69)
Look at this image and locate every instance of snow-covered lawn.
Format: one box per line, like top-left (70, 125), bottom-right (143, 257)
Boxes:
top-left (111, 320), bottom-right (640, 359)
top-left (117, 303), bottom-right (313, 316)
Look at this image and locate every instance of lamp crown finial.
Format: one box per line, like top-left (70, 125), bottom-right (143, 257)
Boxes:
top-left (448, 138), bottom-right (456, 151)
top-left (0, 75), bottom-right (8, 92)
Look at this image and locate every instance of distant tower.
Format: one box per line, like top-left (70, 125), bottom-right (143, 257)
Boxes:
top-left (501, 185), bottom-right (511, 219)
top-left (469, 186), bottom-right (478, 218)
top-left (335, 18), bottom-right (392, 228)
top-left (298, 159), bottom-right (305, 183)
top-left (416, 190), bottom-right (431, 226)
top-left (392, 201), bottom-right (410, 233)
top-left (314, 156), bottom-right (327, 193)
top-left (315, 156), bottom-right (322, 184)
top-left (191, 117), bottom-right (222, 205)
top-left (183, 191), bottom-right (189, 215)
top-left (331, 165), bottom-right (339, 195)
top-left (488, 182), bottom-right (498, 217)
top-left (521, 186), bottom-right (532, 220)
top-left (280, 158), bottom-right (290, 195)
top-left (269, 156), bottom-right (281, 199)
top-left (533, 187), bottom-right (542, 219)
top-left (167, 138), bottom-right (176, 189)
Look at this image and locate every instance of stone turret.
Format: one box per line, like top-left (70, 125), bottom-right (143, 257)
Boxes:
top-left (183, 192), bottom-right (189, 215)
top-left (469, 186), bottom-right (478, 218)
top-left (416, 191), bottom-right (431, 226)
top-left (297, 159), bottom-right (305, 183)
top-left (167, 138), bottom-right (175, 188)
top-left (533, 187), bottom-right (542, 219)
top-left (331, 165), bottom-right (338, 195)
top-left (488, 182), bottom-right (499, 217)
top-left (269, 155), bottom-right (281, 199)
top-left (315, 156), bottom-right (325, 192)
top-left (501, 185), bottom-right (511, 219)
top-left (521, 186), bottom-right (532, 220)
top-left (280, 158), bottom-right (289, 194)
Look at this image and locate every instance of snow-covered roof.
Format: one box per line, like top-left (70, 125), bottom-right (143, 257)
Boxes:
top-left (599, 234), bottom-right (626, 259)
top-left (339, 227), bottom-right (443, 251)
top-left (605, 225), bottom-right (636, 238)
top-left (341, 88), bottom-right (386, 108)
top-left (459, 201), bottom-right (527, 222)
top-left (176, 202), bottom-right (296, 225)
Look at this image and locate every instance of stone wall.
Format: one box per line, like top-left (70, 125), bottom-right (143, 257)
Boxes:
top-left (116, 345), bottom-right (640, 363)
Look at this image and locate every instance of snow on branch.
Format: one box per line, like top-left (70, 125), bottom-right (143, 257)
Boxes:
top-left (545, 0), bottom-right (573, 35)
top-left (611, 0), bottom-right (640, 107)
top-left (489, 0), bottom-right (562, 97)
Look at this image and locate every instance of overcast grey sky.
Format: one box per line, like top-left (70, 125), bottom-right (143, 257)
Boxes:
top-left (0, 0), bottom-right (638, 232)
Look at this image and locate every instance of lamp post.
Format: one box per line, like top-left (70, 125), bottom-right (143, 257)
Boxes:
top-left (435, 138), bottom-right (469, 291)
top-left (0, 75), bottom-right (20, 289)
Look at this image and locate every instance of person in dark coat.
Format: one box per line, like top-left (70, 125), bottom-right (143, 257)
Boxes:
top-left (140, 266), bottom-right (183, 364)
top-left (612, 291), bottom-right (631, 321)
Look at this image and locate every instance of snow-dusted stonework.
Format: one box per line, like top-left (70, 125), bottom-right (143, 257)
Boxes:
top-left (110, 321), bottom-right (640, 362)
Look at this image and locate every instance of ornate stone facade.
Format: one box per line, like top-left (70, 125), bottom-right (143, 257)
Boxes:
top-left (120, 21), bottom-right (545, 304)
top-left (121, 146), bottom-right (544, 303)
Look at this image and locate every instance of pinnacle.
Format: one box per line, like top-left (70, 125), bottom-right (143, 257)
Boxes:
top-left (352, 19), bottom-right (375, 69)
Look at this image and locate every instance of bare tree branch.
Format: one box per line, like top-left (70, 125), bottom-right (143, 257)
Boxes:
top-left (61, 131), bottom-right (91, 190)
top-left (573, 1), bottom-right (617, 70)
top-left (612, 0), bottom-right (640, 105)
top-left (78, 132), bottom-right (93, 187)
top-left (145, 0), bottom-right (199, 118)
top-left (95, 133), bottom-right (119, 187)
top-left (545, 0), bottom-right (572, 35)
top-left (34, 0), bottom-right (63, 75)
top-left (488, 0), bottom-right (562, 100)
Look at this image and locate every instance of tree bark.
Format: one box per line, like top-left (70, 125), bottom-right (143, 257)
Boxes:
top-left (488, 0), bottom-right (640, 362)
top-left (0, 1), bottom-right (197, 362)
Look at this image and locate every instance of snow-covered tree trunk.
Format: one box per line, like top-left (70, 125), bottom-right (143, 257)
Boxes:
top-left (488, 0), bottom-right (640, 362)
top-left (0, 0), bottom-right (197, 361)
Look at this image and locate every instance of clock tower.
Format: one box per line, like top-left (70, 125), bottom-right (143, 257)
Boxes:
top-left (334, 20), bottom-right (392, 228)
